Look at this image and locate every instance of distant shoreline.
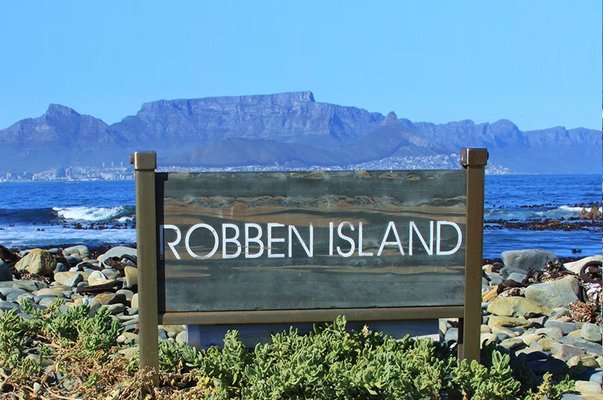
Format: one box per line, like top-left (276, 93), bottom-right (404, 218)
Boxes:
top-left (0, 171), bottom-right (601, 184)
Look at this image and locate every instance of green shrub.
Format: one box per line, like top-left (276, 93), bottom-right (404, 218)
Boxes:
top-left (0, 307), bottom-right (576, 399)
top-left (157, 316), bottom-right (574, 399)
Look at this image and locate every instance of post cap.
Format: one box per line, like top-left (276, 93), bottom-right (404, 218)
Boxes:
top-left (130, 152), bottom-right (157, 170)
top-left (461, 148), bottom-right (488, 168)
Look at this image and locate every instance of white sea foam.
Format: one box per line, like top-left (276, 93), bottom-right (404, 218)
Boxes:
top-left (53, 206), bottom-right (128, 222)
top-left (0, 225), bottom-right (136, 248)
top-left (486, 205), bottom-right (602, 221)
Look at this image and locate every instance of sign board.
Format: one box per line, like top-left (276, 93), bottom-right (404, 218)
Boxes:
top-left (131, 148), bottom-right (488, 374)
top-left (158, 170), bottom-right (466, 312)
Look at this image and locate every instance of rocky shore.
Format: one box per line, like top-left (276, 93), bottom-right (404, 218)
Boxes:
top-left (441, 249), bottom-right (602, 399)
top-left (0, 245), bottom-right (601, 398)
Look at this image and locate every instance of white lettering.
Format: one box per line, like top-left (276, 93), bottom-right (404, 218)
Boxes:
top-left (185, 223), bottom-right (219, 259)
top-left (222, 223), bottom-right (241, 259)
top-left (267, 223), bottom-right (285, 258)
top-left (409, 221), bottom-right (434, 255)
top-left (288, 224), bottom-right (314, 257)
top-left (436, 221), bottom-right (463, 255)
top-left (377, 221), bottom-right (405, 256)
top-left (328, 222), bottom-right (334, 256)
top-left (162, 224), bottom-right (182, 260)
top-left (358, 222), bottom-right (373, 256)
top-left (244, 223), bottom-right (264, 258)
top-left (336, 221), bottom-right (356, 257)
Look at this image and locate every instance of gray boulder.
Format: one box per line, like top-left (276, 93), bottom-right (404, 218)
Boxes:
top-left (524, 275), bottom-right (579, 309)
top-left (63, 245), bottom-right (90, 259)
top-left (501, 249), bottom-right (556, 275)
top-left (14, 249), bottom-right (56, 276)
top-left (97, 246), bottom-right (137, 268)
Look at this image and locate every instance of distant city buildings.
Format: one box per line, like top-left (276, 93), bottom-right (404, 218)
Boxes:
top-left (0, 166), bottom-right (134, 182)
top-left (0, 154), bottom-right (510, 182)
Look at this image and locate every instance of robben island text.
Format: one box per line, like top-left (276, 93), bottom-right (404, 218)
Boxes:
top-left (162, 220), bottom-right (463, 260)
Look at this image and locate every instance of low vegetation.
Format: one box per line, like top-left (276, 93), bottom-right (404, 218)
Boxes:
top-left (0, 302), bottom-right (574, 399)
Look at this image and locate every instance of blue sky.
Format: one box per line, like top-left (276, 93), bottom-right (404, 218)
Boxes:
top-left (0, 0), bottom-right (600, 130)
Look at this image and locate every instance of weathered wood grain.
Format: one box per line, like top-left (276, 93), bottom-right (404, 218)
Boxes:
top-left (156, 170), bottom-right (467, 313)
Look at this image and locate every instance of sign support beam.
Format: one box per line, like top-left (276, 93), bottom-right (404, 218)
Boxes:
top-left (459, 148), bottom-right (488, 362)
top-left (131, 152), bottom-right (159, 380)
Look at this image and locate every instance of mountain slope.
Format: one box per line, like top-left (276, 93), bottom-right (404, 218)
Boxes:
top-left (0, 105), bottom-right (128, 171)
top-left (0, 92), bottom-right (600, 174)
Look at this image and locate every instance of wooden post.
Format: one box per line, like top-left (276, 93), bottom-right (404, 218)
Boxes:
top-left (131, 152), bottom-right (159, 379)
top-left (459, 148), bottom-right (488, 362)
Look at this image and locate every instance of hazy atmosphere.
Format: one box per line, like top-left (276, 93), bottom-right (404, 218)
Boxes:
top-left (0, 0), bottom-right (600, 131)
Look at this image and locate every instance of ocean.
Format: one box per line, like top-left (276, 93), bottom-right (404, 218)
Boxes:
top-left (0, 174), bottom-right (600, 259)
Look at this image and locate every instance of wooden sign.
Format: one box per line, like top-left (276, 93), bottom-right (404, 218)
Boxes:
top-left (158, 170), bottom-right (466, 313)
top-left (131, 148), bottom-right (488, 375)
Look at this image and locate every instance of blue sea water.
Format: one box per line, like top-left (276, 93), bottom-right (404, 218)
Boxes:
top-left (0, 174), bottom-right (600, 258)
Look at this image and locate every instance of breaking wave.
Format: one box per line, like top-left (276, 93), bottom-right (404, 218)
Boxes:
top-left (52, 206), bottom-right (135, 222)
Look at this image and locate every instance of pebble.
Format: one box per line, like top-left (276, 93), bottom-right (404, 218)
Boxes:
top-left (36, 287), bottom-right (69, 298)
top-left (13, 280), bottom-right (48, 292)
top-left (102, 268), bottom-right (122, 281)
top-left (117, 346), bottom-right (139, 360)
top-left (535, 327), bottom-right (564, 340)
top-left (0, 260), bottom-right (12, 281)
top-left (39, 297), bottom-right (61, 308)
top-left (559, 336), bottom-right (603, 357)
top-left (488, 315), bottom-right (531, 328)
top-left (14, 249), bottom-right (56, 275)
top-left (0, 287), bottom-right (27, 301)
top-left (491, 325), bottom-right (519, 338)
top-left (54, 271), bottom-right (86, 287)
top-left (545, 320), bottom-right (579, 335)
top-left (568, 355), bottom-right (600, 369)
top-left (176, 330), bottom-right (188, 344)
top-left (550, 342), bottom-right (585, 361)
top-left (0, 300), bottom-right (19, 310)
top-left (94, 292), bottom-right (126, 306)
top-left (63, 245), bottom-right (90, 259)
top-left (564, 255), bottom-right (603, 274)
top-left (500, 337), bottom-right (525, 350)
top-left (106, 303), bottom-right (125, 315)
top-left (124, 266), bottom-right (138, 288)
top-left (32, 382), bottom-right (42, 395)
top-left (487, 296), bottom-right (551, 318)
top-left (581, 323), bottom-right (602, 343)
top-left (590, 371), bottom-right (603, 384)
top-left (520, 333), bottom-right (542, 346)
top-left (54, 262), bottom-right (69, 273)
top-left (64, 255), bottom-right (82, 265)
top-left (97, 246), bottom-right (137, 268)
top-left (444, 327), bottom-right (458, 343)
top-left (506, 272), bottom-right (527, 283)
top-left (551, 307), bottom-right (573, 319)
top-left (131, 293), bottom-right (139, 309)
top-left (88, 270), bottom-right (110, 286)
top-left (116, 289), bottom-right (134, 303)
top-left (117, 332), bottom-right (139, 345)
top-left (524, 276), bottom-right (580, 309)
top-left (574, 380), bottom-right (602, 395)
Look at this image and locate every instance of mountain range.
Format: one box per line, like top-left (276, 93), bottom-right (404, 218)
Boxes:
top-left (0, 91), bottom-right (600, 174)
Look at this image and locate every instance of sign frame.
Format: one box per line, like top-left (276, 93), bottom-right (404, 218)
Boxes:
top-left (131, 148), bottom-right (488, 374)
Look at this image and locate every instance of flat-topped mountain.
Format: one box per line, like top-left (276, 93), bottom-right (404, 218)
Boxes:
top-left (0, 92), bottom-right (600, 174)
top-left (110, 91), bottom-right (383, 146)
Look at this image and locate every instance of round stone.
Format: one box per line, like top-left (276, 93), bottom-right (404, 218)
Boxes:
top-left (14, 249), bottom-right (56, 276)
top-left (581, 323), bottom-right (602, 343)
